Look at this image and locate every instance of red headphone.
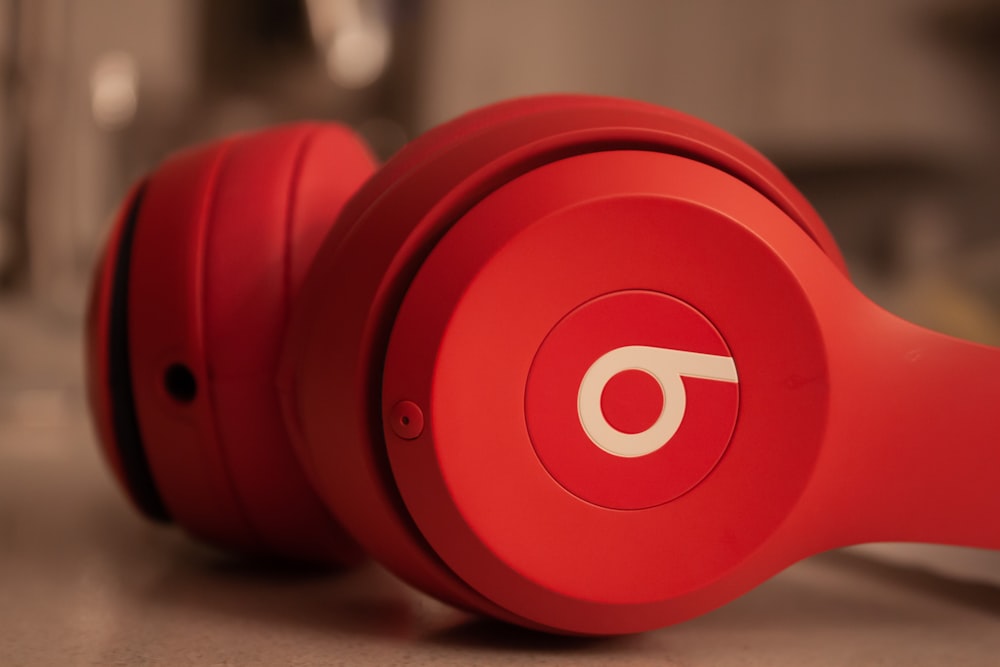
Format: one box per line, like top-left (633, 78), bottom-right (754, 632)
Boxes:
top-left (85, 95), bottom-right (1000, 635)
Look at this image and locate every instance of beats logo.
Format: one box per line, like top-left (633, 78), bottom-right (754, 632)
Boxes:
top-left (578, 345), bottom-right (738, 458)
top-left (526, 290), bottom-right (740, 510)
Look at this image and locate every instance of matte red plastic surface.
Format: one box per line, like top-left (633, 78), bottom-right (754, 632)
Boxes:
top-left (288, 96), bottom-right (1000, 634)
top-left (126, 139), bottom-right (253, 550)
top-left (383, 149), bottom-right (1000, 632)
top-left (197, 124), bottom-right (373, 561)
top-left (283, 96), bottom-right (849, 631)
top-left (381, 151), bottom-right (828, 632)
top-left (89, 124), bottom-right (373, 562)
top-left (91, 94), bottom-right (1000, 635)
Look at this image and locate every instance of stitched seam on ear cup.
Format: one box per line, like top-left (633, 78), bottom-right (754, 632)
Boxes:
top-left (107, 183), bottom-right (172, 522)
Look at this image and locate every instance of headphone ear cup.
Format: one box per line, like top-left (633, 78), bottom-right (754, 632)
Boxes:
top-left (284, 94), bottom-right (848, 632)
top-left (86, 124), bottom-right (376, 562)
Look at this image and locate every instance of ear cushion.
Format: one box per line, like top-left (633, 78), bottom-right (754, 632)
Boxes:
top-left (87, 181), bottom-right (167, 521)
top-left (87, 124), bottom-right (375, 562)
top-left (282, 95), bottom-right (847, 627)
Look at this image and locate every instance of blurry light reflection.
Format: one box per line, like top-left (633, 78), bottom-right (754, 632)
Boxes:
top-left (89, 51), bottom-right (139, 131)
top-left (305, 0), bottom-right (392, 89)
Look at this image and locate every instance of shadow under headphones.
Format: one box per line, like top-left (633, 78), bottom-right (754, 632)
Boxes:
top-left (85, 95), bottom-right (1000, 635)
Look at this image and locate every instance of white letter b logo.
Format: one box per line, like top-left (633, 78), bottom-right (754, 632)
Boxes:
top-left (577, 345), bottom-right (738, 458)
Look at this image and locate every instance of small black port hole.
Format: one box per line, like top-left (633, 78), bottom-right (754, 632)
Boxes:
top-left (164, 364), bottom-right (197, 403)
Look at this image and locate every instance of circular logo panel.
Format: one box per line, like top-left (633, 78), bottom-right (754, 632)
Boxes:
top-left (525, 290), bottom-right (739, 510)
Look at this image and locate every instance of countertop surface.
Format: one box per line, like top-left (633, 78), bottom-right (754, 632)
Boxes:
top-left (3, 299), bottom-right (1000, 666)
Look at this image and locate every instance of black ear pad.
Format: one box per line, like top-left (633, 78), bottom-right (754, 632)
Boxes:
top-left (89, 184), bottom-right (170, 522)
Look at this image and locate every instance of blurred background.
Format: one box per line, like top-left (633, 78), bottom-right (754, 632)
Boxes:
top-left (2, 0), bottom-right (1000, 635)
top-left (0, 0), bottom-right (998, 333)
